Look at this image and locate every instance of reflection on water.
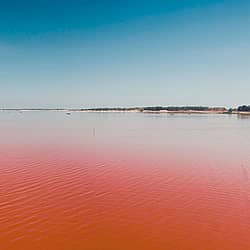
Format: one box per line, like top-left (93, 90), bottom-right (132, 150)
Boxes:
top-left (0, 112), bottom-right (250, 250)
top-left (237, 114), bottom-right (250, 119)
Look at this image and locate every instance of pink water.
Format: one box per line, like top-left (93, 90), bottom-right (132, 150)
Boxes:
top-left (0, 112), bottom-right (250, 249)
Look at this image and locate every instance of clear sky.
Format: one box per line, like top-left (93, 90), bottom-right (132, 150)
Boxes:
top-left (0, 0), bottom-right (249, 108)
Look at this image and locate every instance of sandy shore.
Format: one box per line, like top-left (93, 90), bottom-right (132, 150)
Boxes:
top-left (1, 109), bottom-right (250, 115)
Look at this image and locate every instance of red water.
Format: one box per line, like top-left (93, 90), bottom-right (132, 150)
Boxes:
top-left (0, 112), bottom-right (250, 249)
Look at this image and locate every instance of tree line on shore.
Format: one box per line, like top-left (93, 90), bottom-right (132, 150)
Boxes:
top-left (142, 106), bottom-right (225, 111)
top-left (82, 105), bottom-right (250, 112)
top-left (1, 105), bottom-right (250, 112)
top-left (237, 105), bottom-right (250, 112)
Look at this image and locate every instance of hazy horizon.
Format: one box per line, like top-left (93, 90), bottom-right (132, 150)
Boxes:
top-left (0, 104), bottom-right (248, 110)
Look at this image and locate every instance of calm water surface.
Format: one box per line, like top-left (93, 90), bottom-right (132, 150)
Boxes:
top-left (0, 111), bottom-right (250, 249)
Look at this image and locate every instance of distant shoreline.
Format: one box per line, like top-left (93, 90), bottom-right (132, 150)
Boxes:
top-left (1, 107), bottom-right (250, 115)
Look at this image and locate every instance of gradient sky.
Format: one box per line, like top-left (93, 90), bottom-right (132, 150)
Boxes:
top-left (0, 0), bottom-right (249, 108)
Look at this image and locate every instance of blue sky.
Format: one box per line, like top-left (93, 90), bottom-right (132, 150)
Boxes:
top-left (0, 0), bottom-right (249, 108)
